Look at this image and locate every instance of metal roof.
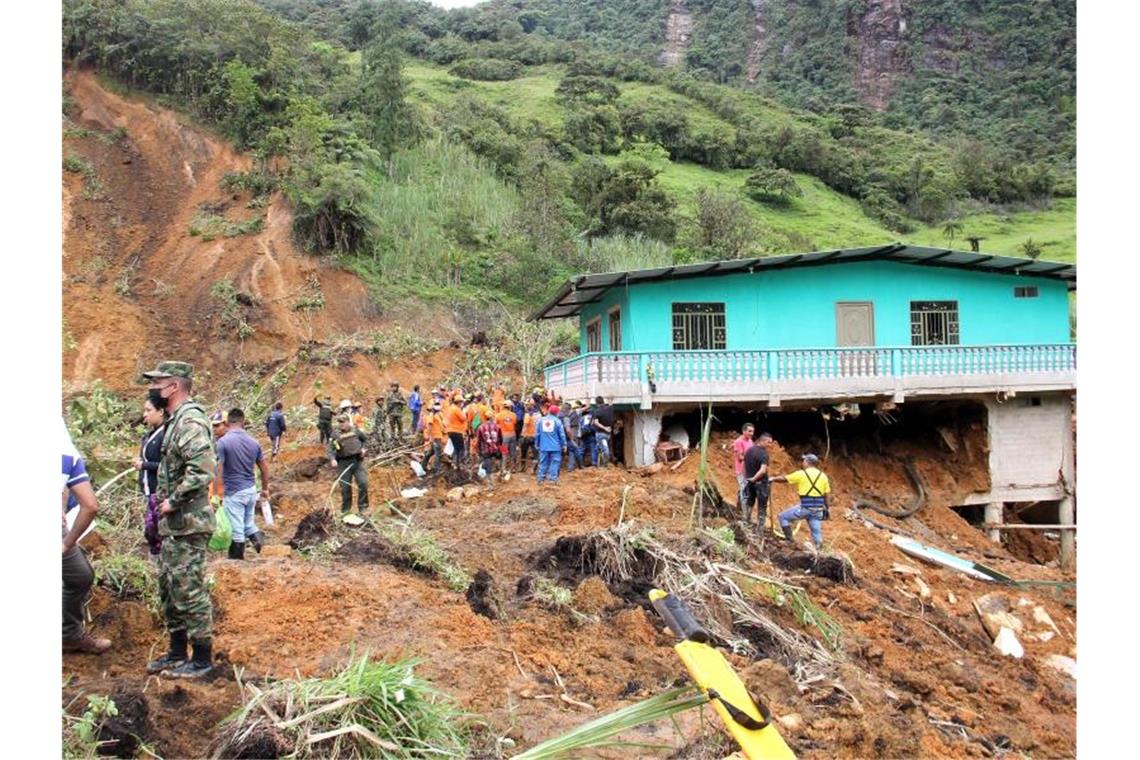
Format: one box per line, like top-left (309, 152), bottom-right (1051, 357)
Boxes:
top-left (530, 243), bottom-right (1076, 320)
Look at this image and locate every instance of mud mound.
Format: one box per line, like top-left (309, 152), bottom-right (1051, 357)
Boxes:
top-left (572, 577), bottom-right (620, 615)
top-left (333, 533), bottom-right (413, 567)
top-left (289, 457), bottom-right (326, 481)
top-left (769, 545), bottom-right (856, 583)
top-left (288, 509), bottom-right (333, 550)
top-left (465, 569), bottom-right (503, 620)
top-left (98, 691), bottom-right (151, 758)
top-left (217, 723), bottom-right (291, 759)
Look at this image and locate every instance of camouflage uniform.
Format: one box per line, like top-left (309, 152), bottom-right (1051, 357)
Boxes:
top-left (316, 398), bottom-right (334, 444)
top-left (156, 393), bottom-right (217, 642)
top-left (385, 389), bottom-right (406, 440)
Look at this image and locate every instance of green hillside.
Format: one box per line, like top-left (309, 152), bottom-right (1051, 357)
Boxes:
top-left (63, 0), bottom-right (1075, 316)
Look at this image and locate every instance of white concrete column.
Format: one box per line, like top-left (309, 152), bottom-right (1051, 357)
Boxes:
top-left (1058, 495), bottom-right (1075, 569)
top-left (985, 502), bottom-right (1003, 543)
top-left (627, 409), bottom-right (664, 467)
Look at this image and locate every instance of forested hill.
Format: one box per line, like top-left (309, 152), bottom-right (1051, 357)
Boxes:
top-left (63, 0), bottom-right (1074, 320)
top-left (254, 0), bottom-right (1075, 167)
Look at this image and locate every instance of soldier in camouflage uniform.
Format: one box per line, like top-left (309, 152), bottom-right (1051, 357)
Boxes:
top-left (142, 361), bottom-right (218, 679)
top-left (384, 382), bottom-right (406, 441)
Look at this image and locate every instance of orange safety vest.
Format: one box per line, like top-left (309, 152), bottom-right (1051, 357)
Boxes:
top-left (496, 409), bottom-right (517, 437)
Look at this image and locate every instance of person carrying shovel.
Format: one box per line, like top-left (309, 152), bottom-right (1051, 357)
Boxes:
top-left (327, 414), bottom-right (369, 516)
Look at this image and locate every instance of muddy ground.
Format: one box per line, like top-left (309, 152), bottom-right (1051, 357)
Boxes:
top-left (64, 427), bottom-right (1076, 758)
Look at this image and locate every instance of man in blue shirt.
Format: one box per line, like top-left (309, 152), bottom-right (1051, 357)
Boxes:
top-left (408, 385), bottom-right (423, 433)
top-left (62, 421), bottom-right (111, 654)
top-left (265, 402), bottom-right (287, 459)
top-left (216, 409), bottom-right (271, 559)
top-left (535, 403), bottom-right (568, 486)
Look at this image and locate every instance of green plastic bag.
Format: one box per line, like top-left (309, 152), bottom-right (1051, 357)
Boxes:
top-left (208, 502), bottom-right (232, 552)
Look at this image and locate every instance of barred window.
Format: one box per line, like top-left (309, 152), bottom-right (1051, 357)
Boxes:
top-left (1014, 286), bottom-right (1039, 298)
top-left (672, 303), bottom-right (726, 350)
top-left (910, 301), bottom-right (959, 346)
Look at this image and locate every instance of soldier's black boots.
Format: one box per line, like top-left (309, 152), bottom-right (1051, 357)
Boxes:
top-left (146, 630), bottom-right (188, 674)
top-left (227, 541), bottom-right (245, 560)
top-left (249, 531), bottom-right (264, 554)
top-left (164, 639), bottom-right (212, 679)
top-left (782, 524), bottom-right (795, 542)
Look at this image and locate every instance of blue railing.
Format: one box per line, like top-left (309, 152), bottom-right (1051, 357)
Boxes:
top-left (543, 343), bottom-right (1076, 388)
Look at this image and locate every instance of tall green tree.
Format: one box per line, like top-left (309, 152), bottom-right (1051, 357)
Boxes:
top-left (360, 4), bottom-right (418, 170)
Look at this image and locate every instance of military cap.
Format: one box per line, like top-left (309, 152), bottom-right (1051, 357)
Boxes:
top-left (142, 360), bottom-right (194, 379)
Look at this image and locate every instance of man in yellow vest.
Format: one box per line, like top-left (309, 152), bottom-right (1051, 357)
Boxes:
top-left (770, 453), bottom-right (831, 550)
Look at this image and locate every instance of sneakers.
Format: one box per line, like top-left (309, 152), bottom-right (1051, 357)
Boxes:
top-left (63, 634), bottom-right (111, 655)
top-left (163, 640), bottom-right (212, 680)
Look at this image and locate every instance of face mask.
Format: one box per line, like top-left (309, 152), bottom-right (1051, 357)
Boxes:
top-left (147, 387), bottom-right (169, 410)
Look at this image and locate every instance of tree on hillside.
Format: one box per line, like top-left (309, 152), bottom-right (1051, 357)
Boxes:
top-left (942, 218), bottom-right (963, 248)
top-left (687, 188), bottom-right (759, 261)
top-left (966, 235), bottom-right (985, 252)
top-left (571, 158), bottom-right (677, 242)
top-left (744, 166), bottom-right (803, 205)
top-left (516, 141), bottom-right (577, 260)
top-left (1020, 238), bottom-right (1044, 260)
top-left (360, 5), bottom-right (419, 171)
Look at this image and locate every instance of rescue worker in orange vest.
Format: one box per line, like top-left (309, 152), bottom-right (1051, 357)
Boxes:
top-left (421, 401), bottom-right (446, 474)
top-left (495, 402), bottom-right (518, 472)
top-left (444, 393), bottom-right (469, 469)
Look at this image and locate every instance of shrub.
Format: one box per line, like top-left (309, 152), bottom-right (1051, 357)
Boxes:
top-left (449, 58), bottom-right (522, 81)
top-left (744, 166), bottom-right (803, 205)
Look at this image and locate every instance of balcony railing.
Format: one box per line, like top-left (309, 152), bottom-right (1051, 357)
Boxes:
top-left (543, 343), bottom-right (1076, 395)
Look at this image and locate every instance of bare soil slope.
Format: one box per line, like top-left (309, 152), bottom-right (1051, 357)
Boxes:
top-left (63, 70), bottom-right (460, 393)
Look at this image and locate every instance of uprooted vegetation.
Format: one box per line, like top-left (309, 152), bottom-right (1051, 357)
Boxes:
top-left (213, 654), bottom-right (472, 759)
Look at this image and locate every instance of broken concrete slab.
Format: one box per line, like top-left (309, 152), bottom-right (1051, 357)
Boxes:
top-left (993, 627), bottom-right (1024, 658)
top-left (1044, 654), bottom-right (1076, 679)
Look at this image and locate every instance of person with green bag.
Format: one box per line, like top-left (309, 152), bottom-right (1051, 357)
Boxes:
top-left (208, 497), bottom-right (231, 552)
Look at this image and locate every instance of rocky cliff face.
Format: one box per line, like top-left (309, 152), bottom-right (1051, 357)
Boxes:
top-left (659, 0), bottom-right (694, 67)
top-left (745, 0), bottom-right (768, 83)
top-left (851, 0), bottom-right (907, 110)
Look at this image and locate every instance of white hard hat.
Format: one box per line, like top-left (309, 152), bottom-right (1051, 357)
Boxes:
top-left (339, 399), bottom-right (354, 410)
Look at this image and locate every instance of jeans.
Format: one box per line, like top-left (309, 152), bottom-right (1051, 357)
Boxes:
top-left (336, 458), bottom-right (369, 513)
top-left (223, 486), bottom-right (259, 542)
top-left (596, 432), bottom-right (611, 466)
top-left (736, 473), bottom-right (747, 507)
top-left (779, 505), bottom-right (824, 547)
top-left (537, 450), bottom-right (562, 484)
top-left (566, 439), bottom-right (583, 471)
top-left (741, 480), bottom-right (770, 529)
top-left (411, 408), bottom-right (421, 433)
top-left (581, 436), bottom-right (596, 466)
top-left (503, 437), bottom-right (518, 468)
top-left (270, 435), bottom-right (282, 456)
top-left (480, 453), bottom-right (502, 477)
top-left (423, 440), bottom-right (443, 473)
top-left (62, 545), bottom-right (95, 641)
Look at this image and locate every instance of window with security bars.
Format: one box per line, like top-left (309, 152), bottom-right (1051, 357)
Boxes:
top-left (910, 301), bottom-right (959, 346)
top-left (672, 303), bottom-right (726, 350)
top-left (1014, 286), bottom-right (1039, 298)
top-left (585, 319), bottom-right (601, 352)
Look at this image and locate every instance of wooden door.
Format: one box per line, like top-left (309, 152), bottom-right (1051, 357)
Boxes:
top-left (836, 302), bottom-right (876, 376)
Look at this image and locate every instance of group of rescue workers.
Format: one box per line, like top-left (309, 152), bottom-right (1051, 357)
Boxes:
top-left (311, 381), bottom-right (620, 515)
top-left (61, 362), bottom-right (832, 679)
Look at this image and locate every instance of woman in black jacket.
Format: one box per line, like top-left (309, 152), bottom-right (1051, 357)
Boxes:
top-left (135, 397), bottom-right (168, 499)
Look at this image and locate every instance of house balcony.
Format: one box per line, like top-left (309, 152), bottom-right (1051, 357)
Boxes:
top-left (542, 343), bottom-right (1076, 408)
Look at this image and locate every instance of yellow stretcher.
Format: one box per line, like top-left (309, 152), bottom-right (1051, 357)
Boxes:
top-left (649, 589), bottom-right (796, 760)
